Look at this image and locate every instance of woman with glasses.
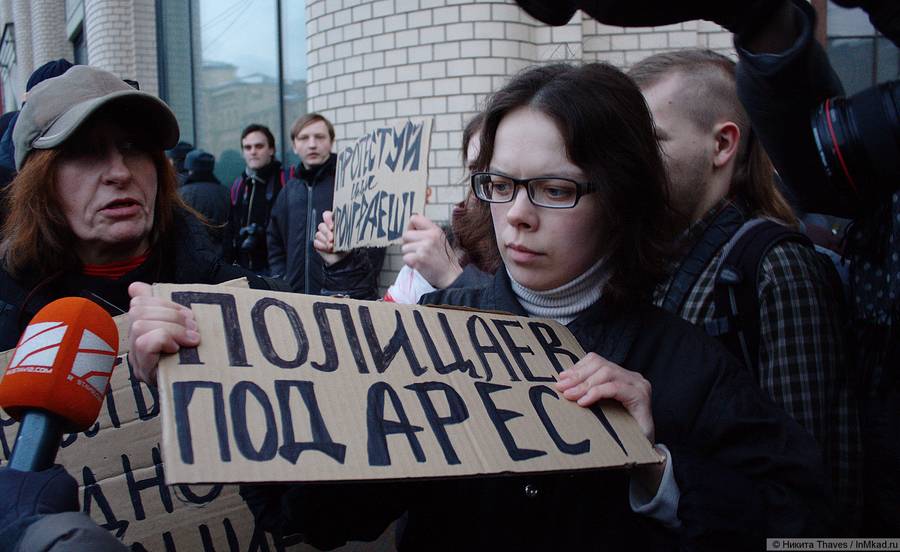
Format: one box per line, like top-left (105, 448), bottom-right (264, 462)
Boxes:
top-left (251, 63), bottom-right (830, 551)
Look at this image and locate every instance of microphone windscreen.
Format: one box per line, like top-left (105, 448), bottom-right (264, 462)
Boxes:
top-left (0, 297), bottom-right (119, 432)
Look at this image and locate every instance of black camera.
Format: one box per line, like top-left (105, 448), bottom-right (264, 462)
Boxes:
top-left (811, 80), bottom-right (900, 204)
top-left (238, 223), bottom-right (261, 252)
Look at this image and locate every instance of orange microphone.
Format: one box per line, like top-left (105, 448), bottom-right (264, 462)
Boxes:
top-left (0, 297), bottom-right (119, 471)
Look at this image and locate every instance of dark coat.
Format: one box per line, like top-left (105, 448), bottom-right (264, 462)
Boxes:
top-left (267, 156), bottom-right (385, 297)
top-left (241, 270), bottom-right (831, 551)
top-left (179, 172), bottom-right (229, 257)
top-left (224, 160), bottom-right (283, 274)
top-left (0, 209), bottom-right (276, 351)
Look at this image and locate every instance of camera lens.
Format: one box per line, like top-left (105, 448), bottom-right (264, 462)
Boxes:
top-left (811, 80), bottom-right (900, 201)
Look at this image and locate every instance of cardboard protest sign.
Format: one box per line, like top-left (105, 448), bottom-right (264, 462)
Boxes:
top-left (0, 279), bottom-right (335, 551)
top-left (153, 284), bottom-right (660, 485)
top-left (331, 118), bottom-right (432, 251)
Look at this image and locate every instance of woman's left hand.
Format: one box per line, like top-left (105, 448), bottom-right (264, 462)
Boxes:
top-left (555, 352), bottom-right (655, 443)
top-left (556, 353), bottom-right (665, 494)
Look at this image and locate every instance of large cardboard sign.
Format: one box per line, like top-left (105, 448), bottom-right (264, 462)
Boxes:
top-left (0, 280), bottom-right (321, 551)
top-left (331, 118), bottom-right (432, 251)
top-left (153, 284), bottom-right (660, 485)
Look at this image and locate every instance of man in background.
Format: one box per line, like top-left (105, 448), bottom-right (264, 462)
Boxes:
top-left (224, 124), bottom-right (283, 274)
top-left (268, 113), bottom-right (384, 296)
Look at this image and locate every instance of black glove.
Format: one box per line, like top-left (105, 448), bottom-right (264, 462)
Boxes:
top-left (0, 465), bottom-right (79, 531)
top-left (514, 0), bottom-right (788, 37)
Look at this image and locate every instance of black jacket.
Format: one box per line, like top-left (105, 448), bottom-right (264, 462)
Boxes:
top-left (0, 210), bottom-right (277, 351)
top-left (241, 270), bottom-right (831, 551)
top-left (224, 160), bottom-right (283, 274)
top-left (267, 156), bottom-right (385, 296)
top-left (179, 172), bottom-right (229, 258)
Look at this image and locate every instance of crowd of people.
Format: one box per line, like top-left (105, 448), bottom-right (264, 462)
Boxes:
top-left (0, 0), bottom-right (897, 549)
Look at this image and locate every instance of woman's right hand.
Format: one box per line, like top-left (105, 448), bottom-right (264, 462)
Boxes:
top-left (127, 282), bottom-right (199, 385)
top-left (401, 214), bottom-right (463, 289)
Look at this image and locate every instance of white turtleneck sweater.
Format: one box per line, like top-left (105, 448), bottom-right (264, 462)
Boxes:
top-left (508, 257), bottom-right (608, 325)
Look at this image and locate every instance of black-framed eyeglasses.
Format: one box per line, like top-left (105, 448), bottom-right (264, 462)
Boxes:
top-left (471, 172), bottom-right (596, 209)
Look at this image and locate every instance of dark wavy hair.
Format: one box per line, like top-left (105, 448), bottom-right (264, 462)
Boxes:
top-left (472, 62), bottom-right (677, 306)
top-left (451, 112), bottom-right (503, 274)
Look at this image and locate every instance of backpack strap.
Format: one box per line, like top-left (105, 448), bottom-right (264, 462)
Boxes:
top-left (710, 219), bottom-right (813, 374)
top-left (229, 176), bottom-right (244, 207)
top-left (659, 203), bottom-right (747, 314)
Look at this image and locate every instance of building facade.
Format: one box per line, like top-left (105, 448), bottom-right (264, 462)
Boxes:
top-left (0, 0), bottom-right (895, 286)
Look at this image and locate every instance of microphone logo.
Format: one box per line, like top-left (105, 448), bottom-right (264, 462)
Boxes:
top-left (70, 326), bottom-right (117, 400)
top-left (8, 321), bottom-right (66, 375)
top-left (8, 321), bottom-right (117, 401)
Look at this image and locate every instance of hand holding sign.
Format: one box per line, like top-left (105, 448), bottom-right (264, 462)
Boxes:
top-left (313, 210), bottom-right (348, 267)
top-left (401, 214), bottom-right (463, 289)
top-left (331, 118), bottom-right (433, 251)
top-left (127, 282), bottom-right (199, 385)
top-left (556, 352), bottom-right (654, 443)
top-left (556, 352), bottom-right (666, 495)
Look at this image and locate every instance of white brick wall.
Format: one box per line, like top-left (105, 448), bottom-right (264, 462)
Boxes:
top-left (581, 18), bottom-right (733, 66)
top-left (10, 0), bottom-right (34, 102)
top-left (30, 0), bottom-right (70, 68)
top-left (84, 0), bottom-right (159, 95)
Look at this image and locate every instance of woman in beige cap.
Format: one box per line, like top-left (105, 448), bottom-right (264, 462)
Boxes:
top-left (0, 65), bottom-right (280, 362)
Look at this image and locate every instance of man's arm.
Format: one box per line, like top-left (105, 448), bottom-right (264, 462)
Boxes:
top-left (755, 241), bottom-right (861, 525)
top-left (735, 0), bottom-right (852, 216)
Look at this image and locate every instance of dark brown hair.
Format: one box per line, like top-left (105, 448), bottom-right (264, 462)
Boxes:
top-left (628, 49), bottom-right (796, 224)
top-left (451, 112), bottom-right (502, 274)
top-left (1, 142), bottom-right (186, 280)
top-left (240, 123), bottom-right (276, 148)
top-left (473, 62), bottom-right (677, 306)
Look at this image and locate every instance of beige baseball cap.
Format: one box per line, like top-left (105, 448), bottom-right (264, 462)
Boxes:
top-left (13, 65), bottom-right (179, 170)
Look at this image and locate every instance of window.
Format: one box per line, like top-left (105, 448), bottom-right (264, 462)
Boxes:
top-left (72, 27), bottom-right (87, 65)
top-left (0, 24), bottom-right (18, 113)
top-left (157, 0), bottom-right (307, 184)
top-left (826, 3), bottom-right (899, 95)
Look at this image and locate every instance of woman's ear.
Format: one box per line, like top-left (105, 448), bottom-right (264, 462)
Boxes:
top-left (712, 121), bottom-right (740, 169)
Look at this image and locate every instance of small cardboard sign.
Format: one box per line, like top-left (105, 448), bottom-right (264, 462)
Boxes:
top-left (153, 284), bottom-right (660, 485)
top-left (0, 279), bottom-right (317, 550)
top-left (331, 118), bottom-right (432, 251)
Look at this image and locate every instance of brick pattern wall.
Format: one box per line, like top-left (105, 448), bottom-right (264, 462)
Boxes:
top-left (30, 0), bottom-right (71, 67)
top-left (10, 0), bottom-right (33, 102)
top-left (582, 19), bottom-right (733, 67)
top-left (83, 0), bottom-right (159, 95)
top-left (131, 0), bottom-right (157, 95)
top-left (85, 0), bottom-right (134, 75)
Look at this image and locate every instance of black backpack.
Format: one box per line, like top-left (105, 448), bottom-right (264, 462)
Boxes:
top-left (661, 204), bottom-right (846, 374)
